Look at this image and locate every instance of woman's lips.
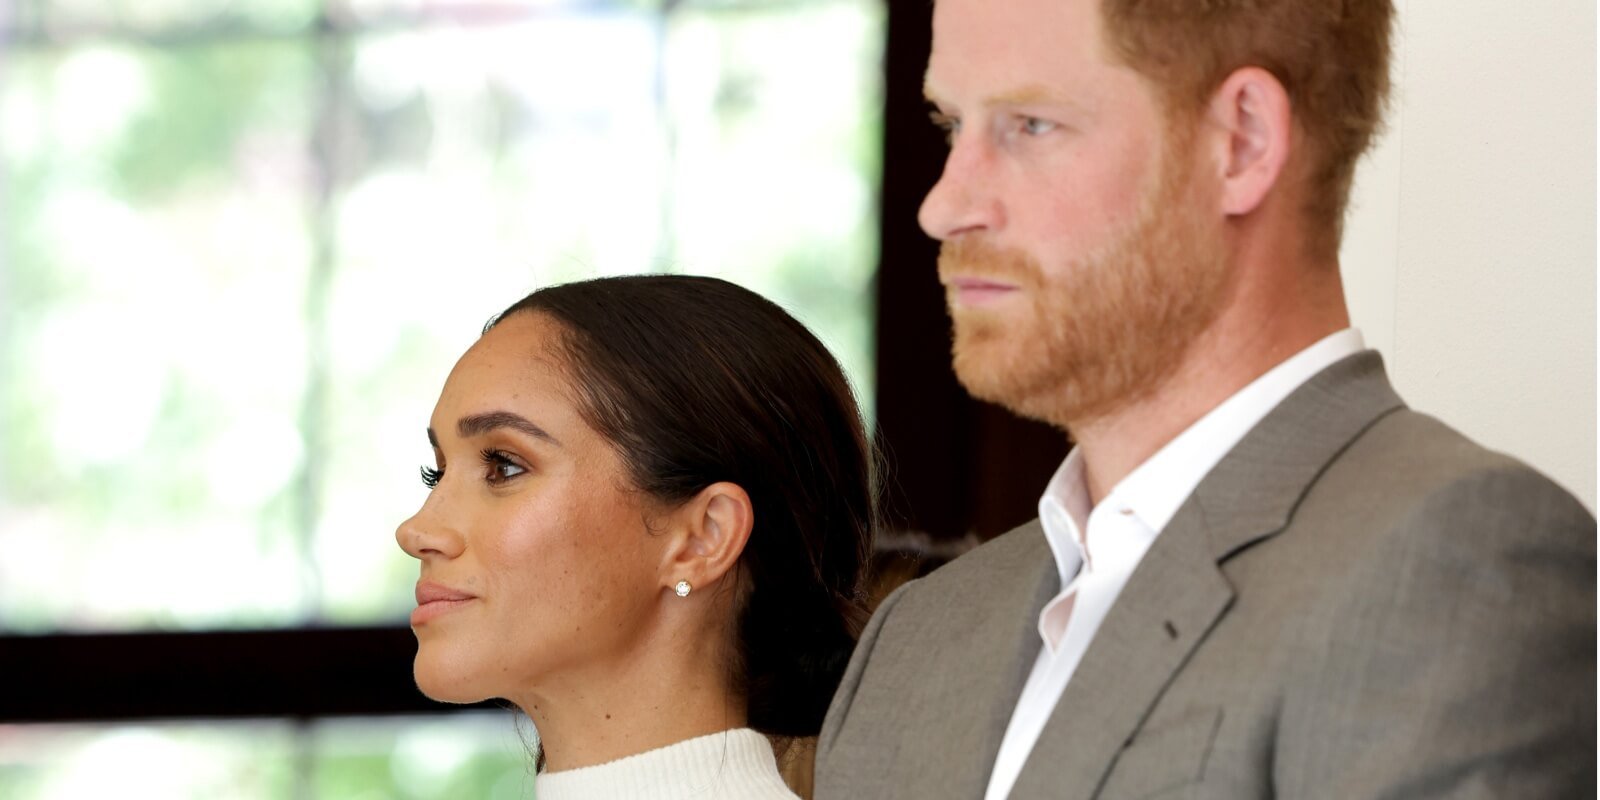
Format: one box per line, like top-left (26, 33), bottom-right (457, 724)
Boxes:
top-left (412, 581), bottom-right (477, 626)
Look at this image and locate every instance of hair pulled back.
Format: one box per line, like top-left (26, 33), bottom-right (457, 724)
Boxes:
top-left (490, 274), bottom-right (875, 736)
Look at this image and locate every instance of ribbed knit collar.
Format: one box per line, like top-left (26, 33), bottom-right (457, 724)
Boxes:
top-left (535, 728), bottom-right (797, 800)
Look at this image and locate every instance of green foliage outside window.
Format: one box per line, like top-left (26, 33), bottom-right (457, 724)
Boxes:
top-left (0, 0), bottom-right (882, 796)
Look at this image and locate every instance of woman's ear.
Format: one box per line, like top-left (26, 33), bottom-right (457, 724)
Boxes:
top-left (658, 481), bottom-right (753, 598)
top-left (1205, 66), bottom-right (1293, 218)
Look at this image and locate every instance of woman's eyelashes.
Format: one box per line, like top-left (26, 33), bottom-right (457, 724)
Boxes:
top-left (480, 448), bottom-right (527, 485)
top-left (418, 449), bottom-right (526, 490)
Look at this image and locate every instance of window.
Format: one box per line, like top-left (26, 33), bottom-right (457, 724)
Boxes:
top-left (1, 0), bottom-right (883, 795)
top-left (1, 0), bottom-right (883, 631)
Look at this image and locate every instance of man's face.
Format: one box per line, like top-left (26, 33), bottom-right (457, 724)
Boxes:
top-left (921, 0), bottom-right (1230, 427)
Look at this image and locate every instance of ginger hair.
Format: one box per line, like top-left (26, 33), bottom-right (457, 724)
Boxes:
top-left (1102, 0), bottom-right (1395, 258)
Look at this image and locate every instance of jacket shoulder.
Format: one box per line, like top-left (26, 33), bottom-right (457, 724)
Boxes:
top-left (909, 520), bottom-right (1047, 589)
top-left (1322, 407), bottom-right (1592, 529)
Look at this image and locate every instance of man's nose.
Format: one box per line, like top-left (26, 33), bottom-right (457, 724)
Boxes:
top-left (918, 134), bottom-right (1002, 241)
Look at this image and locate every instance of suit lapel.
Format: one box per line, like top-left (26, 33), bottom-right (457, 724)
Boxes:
top-left (1193, 351), bottom-right (1403, 560)
top-left (941, 526), bottom-right (1064, 796)
top-left (1008, 352), bottom-right (1405, 798)
top-left (1009, 508), bottom-right (1233, 800)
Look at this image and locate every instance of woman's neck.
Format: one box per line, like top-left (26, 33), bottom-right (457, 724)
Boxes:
top-left (513, 625), bottom-right (746, 772)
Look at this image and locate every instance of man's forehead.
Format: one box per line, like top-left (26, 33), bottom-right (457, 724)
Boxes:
top-left (922, 54), bottom-right (1125, 119)
top-left (925, 0), bottom-right (1119, 104)
top-left (930, 0), bottom-right (1105, 51)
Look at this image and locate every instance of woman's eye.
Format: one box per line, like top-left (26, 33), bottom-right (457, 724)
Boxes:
top-left (480, 449), bottom-right (527, 485)
top-left (420, 466), bottom-right (443, 489)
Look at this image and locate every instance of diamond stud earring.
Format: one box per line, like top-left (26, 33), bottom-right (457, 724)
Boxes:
top-left (674, 580), bottom-right (692, 598)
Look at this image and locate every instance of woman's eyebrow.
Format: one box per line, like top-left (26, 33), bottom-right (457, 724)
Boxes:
top-left (426, 411), bottom-right (563, 447)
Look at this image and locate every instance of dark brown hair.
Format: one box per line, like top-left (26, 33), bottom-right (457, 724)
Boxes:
top-left (489, 275), bottom-right (875, 736)
top-left (1102, 0), bottom-right (1394, 257)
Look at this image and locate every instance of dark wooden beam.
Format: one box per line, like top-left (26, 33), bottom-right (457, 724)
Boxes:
top-left (874, 0), bottom-right (1068, 542)
top-left (0, 628), bottom-right (495, 722)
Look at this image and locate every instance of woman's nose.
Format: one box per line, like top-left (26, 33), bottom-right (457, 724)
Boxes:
top-left (396, 498), bottom-right (466, 561)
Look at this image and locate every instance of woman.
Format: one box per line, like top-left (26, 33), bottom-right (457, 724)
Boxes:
top-left (396, 275), bottom-right (875, 799)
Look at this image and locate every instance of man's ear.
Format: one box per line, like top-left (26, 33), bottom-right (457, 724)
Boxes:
top-left (658, 482), bottom-right (754, 598)
top-left (1205, 66), bottom-right (1293, 218)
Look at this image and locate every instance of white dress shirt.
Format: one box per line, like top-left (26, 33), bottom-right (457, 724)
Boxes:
top-left (982, 329), bottom-right (1366, 800)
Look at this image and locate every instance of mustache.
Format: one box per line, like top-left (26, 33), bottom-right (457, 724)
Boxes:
top-left (937, 239), bottom-right (1040, 286)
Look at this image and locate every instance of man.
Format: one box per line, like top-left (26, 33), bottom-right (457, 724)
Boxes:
top-left (814, 0), bottom-right (1596, 797)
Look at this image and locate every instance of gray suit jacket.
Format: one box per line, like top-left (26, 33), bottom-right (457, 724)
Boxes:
top-left (816, 353), bottom-right (1595, 799)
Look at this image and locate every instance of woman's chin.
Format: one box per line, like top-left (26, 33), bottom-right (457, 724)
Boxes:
top-left (412, 652), bottom-right (492, 704)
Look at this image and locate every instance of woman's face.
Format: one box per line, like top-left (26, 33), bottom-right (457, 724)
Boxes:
top-left (396, 312), bottom-right (664, 704)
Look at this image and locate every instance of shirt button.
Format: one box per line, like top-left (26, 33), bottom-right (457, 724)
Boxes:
top-left (1119, 507), bottom-right (1134, 516)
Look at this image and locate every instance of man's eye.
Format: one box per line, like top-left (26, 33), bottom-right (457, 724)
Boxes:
top-left (1021, 117), bottom-right (1058, 136)
top-left (929, 111), bottom-right (961, 143)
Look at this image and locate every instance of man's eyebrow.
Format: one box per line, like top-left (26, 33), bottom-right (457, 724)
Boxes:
top-left (454, 411), bottom-right (562, 446)
top-left (989, 85), bottom-right (1077, 108)
top-left (923, 82), bottom-right (1082, 111)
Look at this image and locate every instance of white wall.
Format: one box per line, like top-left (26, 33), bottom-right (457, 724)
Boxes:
top-left (1341, 0), bottom-right (1597, 510)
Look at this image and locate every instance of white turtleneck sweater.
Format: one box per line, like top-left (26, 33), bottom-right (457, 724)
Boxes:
top-left (534, 728), bottom-right (798, 800)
